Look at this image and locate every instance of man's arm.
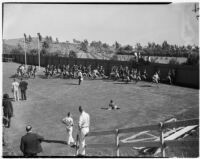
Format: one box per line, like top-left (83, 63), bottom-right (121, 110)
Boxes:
top-left (37, 134), bottom-right (44, 142)
top-left (78, 116), bottom-right (82, 129)
top-left (20, 138), bottom-right (24, 153)
top-left (61, 117), bottom-right (67, 125)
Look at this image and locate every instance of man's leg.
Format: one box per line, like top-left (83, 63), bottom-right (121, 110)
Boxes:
top-left (21, 90), bottom-right (24, 100)
top-left (24, 90), bottom-right (27, 100)
top-left (13, 91), bottom-right (16, 101)
top-left (7, 117), bottom-right (11, 128)
top-left (17, 90), bottom-right (19, 101)
top-left (69, 127), bottom-right (75, 145)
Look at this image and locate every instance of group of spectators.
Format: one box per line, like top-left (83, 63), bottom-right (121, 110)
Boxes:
top-left (44, 64), bottom-right (107, 80)
top-left (17, 64), bottom-right (37, 79)
top-left (43, 63), bottom-right (175, 85)
top-left (109, 65), bottom-right (175, 85)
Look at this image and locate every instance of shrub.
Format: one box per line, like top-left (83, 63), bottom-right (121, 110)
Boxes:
top-left (168, 58), bottom-right (179, 65)
top-left (110, 55), bottom-right (118, 61)
top-left (185, 54), bottom-right (199, 65)
top-left (10, 48), bottom-right (23, 54)
top-left (69, 50), bottom-right (77, 58)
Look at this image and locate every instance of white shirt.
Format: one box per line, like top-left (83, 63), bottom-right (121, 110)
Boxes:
top-left (12, 81), bottom-right (19, 91)
top-left (78, 72), bottom-right (83, 77)
top-left (62, 116), bottom-right (74, 129)
top-left (79, 111), bottom-right (90, 129)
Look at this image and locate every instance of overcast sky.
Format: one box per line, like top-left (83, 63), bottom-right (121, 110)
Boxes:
top-left (3, 3), bottom-right (199, 46)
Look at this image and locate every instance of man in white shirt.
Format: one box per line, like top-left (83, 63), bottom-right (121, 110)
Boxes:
top-left (12, 78), bottom-right (19, 101)
top-left (78, 70), bottom-right (83, 85)
top-left (77, 106), bottom-right (90, 156)
top-left (62, 112), bottom-right (75, 146)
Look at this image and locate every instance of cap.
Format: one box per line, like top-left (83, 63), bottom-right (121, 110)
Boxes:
top-left (26, 125), bottom-right (32, 132)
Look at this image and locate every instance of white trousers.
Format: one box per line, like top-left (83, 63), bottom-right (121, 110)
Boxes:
top-left (66, 127), bottom-right (74, 145)
top-left (78, 127), bottom-right (89, 155)
top-left (13, 90), bottom-right (19, 101)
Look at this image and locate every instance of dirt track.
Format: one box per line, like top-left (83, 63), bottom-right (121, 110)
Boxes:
top-left (3, 62), bottom-right (199, 157)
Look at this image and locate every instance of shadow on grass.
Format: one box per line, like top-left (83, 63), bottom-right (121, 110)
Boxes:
top-left (9, 75), bottom-right (18, 79)
top-left (113, 82), bottom-right (131, 85)
top-left (37, 74), bottom-right (49, 79)
top-left (65, 83), bottom-right (78, 85)
top-left (140, 84), bottom-right (153, 87)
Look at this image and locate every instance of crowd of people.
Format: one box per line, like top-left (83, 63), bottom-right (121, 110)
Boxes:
top-left (16, 64), bottom-right (37, 79)
top-left (43, 64), bottom-right (107, 80)
top-left (42, 63), bottom-right (175, 86)
top-left (109, 65), bottom-right (175, 85)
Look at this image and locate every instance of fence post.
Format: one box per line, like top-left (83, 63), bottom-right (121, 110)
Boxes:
top-left (115, 129), bottom-right (119, 157)
top-left (159, 122), bottom-right (165, 157)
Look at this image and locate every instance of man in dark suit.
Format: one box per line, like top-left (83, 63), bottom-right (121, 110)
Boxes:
top-left (19, 78), bottom-right (28, 100)
top-left (3, 94), bottom-right (13, 128)
top-left (20, 125), bottom-right (44, 157)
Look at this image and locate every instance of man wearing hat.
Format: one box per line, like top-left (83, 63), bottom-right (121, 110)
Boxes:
top-left (20, 125), bottom-right (44, 157)
top-left (19, 78), bottom-right (28, 100)
top-left (3, 94), bottom-right (13, 128)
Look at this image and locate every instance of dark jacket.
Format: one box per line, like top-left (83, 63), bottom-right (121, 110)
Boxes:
top-left (3, 99), bottom-right (13, 118)
top-left (19, 81), bottom-right (28, 91)
top-left (20, 132), bottom-right (44, 154)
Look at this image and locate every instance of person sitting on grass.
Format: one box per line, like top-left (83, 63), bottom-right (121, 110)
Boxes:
top-left (152, 71), bottom-right (160, 87)
top-left (108, 100), bottom-right (119, 110)
top-left (135, 71), bottom-right (141, 83)
top-left (141, 69), bottom-right (148, 81)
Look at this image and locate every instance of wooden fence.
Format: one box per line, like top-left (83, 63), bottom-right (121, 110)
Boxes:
top-left (82, 118), bottom-right (199, 157)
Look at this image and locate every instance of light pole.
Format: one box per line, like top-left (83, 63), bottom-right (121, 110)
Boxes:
top-left (24, 34), bottom-right (27, 68)
top-left (37, 33), bottom-right (41, 70)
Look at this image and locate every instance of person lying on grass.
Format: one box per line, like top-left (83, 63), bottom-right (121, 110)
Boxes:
top-left (108, 100), bottom-right (120, 110)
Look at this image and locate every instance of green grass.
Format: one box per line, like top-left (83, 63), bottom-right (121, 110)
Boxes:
top-left (3, 62), bottom-right (199, 157)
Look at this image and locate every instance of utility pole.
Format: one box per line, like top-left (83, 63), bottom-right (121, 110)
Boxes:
top-left (24, 34), bottom-right (27, 68)
top-left (37, 33), bottom-right (41, 70)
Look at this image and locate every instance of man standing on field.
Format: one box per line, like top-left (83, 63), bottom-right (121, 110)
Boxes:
top-left (78, 70), bottom-right (83, 85)
top-left (12, 78), bottom-right (19, 101)
top-left (77, 106), bottom-right (90, 156)
top-left (62, 112), bottom-right (75, 146)
top-left (19, 78), bottom-right (28, 100)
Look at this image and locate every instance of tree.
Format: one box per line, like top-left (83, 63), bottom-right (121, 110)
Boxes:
top-left (49, 36), bottom-right (53, 42)
top-left (42, 41), bottom-right (49, 49)
top-left (135, 43), bottom-right (142, 52)
top-left (28, 35), bottom-right (32, 42)
top-left (114, 41), bottom-right (121, 50)
top-left (102, 43), bottom-right (109, 49)
top-left (37, 33), bottom-right (42, 41)
top-left (69, 50), bottom-right (77, 58)
top-left (56, 38), bottom-right (59, 43)
top-left (124, 45), bottom-right (133, 51)
top-left (110, 54), bottom-right (118, 61)
top-left (80, 39), bottom-right (88, 52)
top-left (30, 49), bottom-right (37, 55)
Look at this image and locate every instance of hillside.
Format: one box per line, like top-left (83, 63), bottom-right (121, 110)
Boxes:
top-left (3, 38), bottom-right (114, 60)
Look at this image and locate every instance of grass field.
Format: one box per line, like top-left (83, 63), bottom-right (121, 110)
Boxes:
top-left (3, 62), bottom-right (199, 157)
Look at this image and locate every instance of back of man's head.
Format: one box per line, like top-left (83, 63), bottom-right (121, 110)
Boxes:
top-left (79, 106), bottom-right (83, 113)
top-left (67, 112), bottom-right (71, 117)
top-left (26, 125), bottom-right (32, 132)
